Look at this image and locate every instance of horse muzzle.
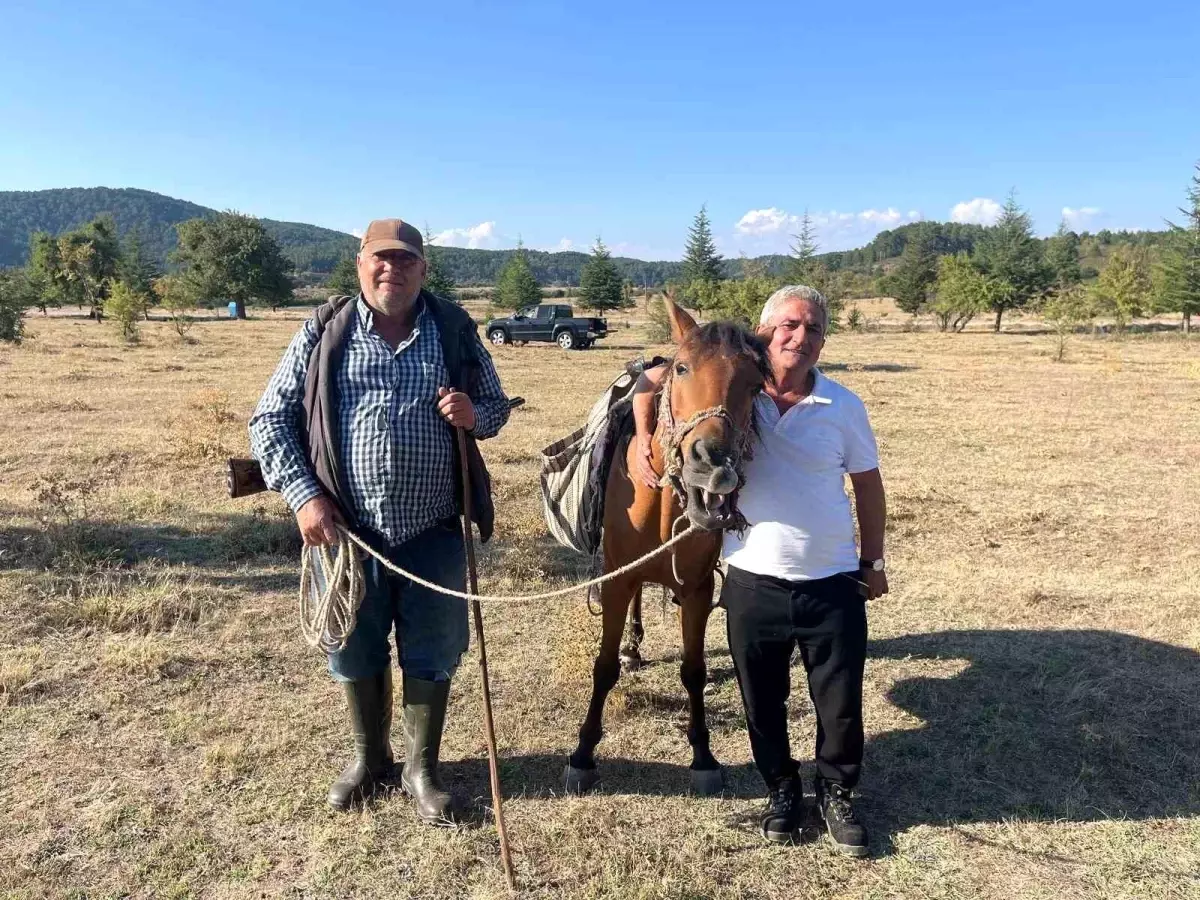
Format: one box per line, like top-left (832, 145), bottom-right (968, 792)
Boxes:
top-left (682, 463), bottom-right (741, 530)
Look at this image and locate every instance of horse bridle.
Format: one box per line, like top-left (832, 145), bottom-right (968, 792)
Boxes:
top-left (654, 362), bottom-right (756, 527)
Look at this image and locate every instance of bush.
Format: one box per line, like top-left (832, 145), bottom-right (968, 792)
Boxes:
top-left (104, 280), bottom-right (145, 343)
top-left (0, 267), bottom-right (35, 343)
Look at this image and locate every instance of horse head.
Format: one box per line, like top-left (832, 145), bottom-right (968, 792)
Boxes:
top-left (659, 291), bottom-right (771, 531)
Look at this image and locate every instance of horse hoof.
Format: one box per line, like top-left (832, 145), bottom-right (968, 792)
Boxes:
top-left (690, 767), bottom-right (724, 796)
top-left (564, 765), bottom-right (599, 795)
top-left (620, 651), bottom-right (643, 673)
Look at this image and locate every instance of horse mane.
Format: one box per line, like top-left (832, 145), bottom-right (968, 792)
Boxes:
top-left (680, 320), bottom-right (773, 386)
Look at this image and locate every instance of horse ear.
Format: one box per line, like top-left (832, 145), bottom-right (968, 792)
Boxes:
top-left (663, 290), bottom-right (698, 344)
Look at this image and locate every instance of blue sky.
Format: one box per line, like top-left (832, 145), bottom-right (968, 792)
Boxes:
top-left (2, 0), bottom-right (1198, 259)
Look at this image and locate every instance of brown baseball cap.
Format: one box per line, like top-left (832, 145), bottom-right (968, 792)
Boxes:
top-left (359, 218), bottom-right (424, 260)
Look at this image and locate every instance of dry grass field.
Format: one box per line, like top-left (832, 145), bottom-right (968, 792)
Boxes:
top-left (1, 306), bottom-right (1198, 899)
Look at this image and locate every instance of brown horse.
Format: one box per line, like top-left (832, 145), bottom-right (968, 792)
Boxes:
top-left (565, 296), bottom-right (770, 795)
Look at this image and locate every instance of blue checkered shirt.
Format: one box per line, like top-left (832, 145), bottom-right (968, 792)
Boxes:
top-left (248, 297), bottom-right (509, 546)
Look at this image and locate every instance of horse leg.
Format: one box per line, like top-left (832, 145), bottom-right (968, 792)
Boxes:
top-left (565, 578), bottom-right (637, 794)
top-left (619, 585), bottom-right (645, 672)
top-left (680, 575), bottom-right (723, 796)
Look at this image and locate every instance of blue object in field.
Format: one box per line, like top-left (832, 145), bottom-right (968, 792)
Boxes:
top-left (228, 301), bottom-right (238, 319)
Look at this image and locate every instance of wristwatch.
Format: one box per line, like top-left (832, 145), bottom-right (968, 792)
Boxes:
top-left (860, 558), bottom-right (885, 572)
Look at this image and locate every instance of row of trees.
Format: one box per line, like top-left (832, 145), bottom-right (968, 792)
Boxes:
top-left (0, 211), bottom-right (296, 342)
top-left (870, 172), bottom-right (1200, 336)
top-left (489, 238), bottom-right (637, 313)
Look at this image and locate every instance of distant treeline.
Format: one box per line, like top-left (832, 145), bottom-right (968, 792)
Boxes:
top-left (0, 186), bottom-right (1170, 289)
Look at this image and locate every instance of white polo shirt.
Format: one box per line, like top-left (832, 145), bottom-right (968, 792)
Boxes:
top-left (723, 369), bottom-right (879, 581)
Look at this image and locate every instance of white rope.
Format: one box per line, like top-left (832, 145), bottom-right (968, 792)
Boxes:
top-left (298, 519), bottom-right (704, 651)
top-left (299, 541), bottom-right (366, 653)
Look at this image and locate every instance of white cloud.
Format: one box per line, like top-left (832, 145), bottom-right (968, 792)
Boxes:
top-left (735, 207), bottom-right (795, 235)
top-left (733, 206), bottom-right (923, 253)
top-left (950, 198), bottom-right (1002, 225)
top-left (553, 238), bottom-right (574, 252)
top-left (350, 228), bottom-right (364, 238)
top-left (1061, 206), bottom-right (1102, 231)
top-left (430, 221), bottom-right (506, 249)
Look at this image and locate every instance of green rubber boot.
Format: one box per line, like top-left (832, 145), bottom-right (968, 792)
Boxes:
top-left (400, 676), bottom-right (457, 825)
top-left (327, 668), bottom-right (395, 811)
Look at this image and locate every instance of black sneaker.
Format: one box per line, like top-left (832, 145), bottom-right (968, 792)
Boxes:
top-left (760, 777), bottom-right (804, 844)
top-left (818, 781), bottom-right (869, 857)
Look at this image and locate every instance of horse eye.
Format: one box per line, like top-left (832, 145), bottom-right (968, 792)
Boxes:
top-left (674, 362), bottom-right (689, 376)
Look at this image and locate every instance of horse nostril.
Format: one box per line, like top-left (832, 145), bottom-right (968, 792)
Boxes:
top-left (690, 439), bottom-right (727, 468)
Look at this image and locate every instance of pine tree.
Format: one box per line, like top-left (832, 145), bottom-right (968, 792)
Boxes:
top-left (680, 205), bottom-right (723, 305)
top-left (973, 192), bottom-right (1052, 331)
top-left (422, 226), bottom-right (457, 302)
top-left (1045, 220), bottom-right (1082, 289)
top-left (1158, 163), bottom-right (1200, 334)
top-left (881, 225), bottom-right (938, 314)
top-left (119, 228), bottom-right (161, 319)
top-left (494, 240), bottom-right (542, 312)
top-left (579, 238), bottom-right (625, 312)
top-left (325, 255), bottom-right (360, 295)
top-left (787, 211), bottom-right (820, 283)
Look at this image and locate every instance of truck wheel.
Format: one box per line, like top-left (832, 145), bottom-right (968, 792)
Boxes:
top-left (488, 329), bottom-right (509, 346)
top-left (556, 330), bottom-right (576, 350)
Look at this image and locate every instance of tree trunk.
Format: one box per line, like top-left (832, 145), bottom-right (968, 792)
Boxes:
top-left (235, 299), bottom-right (247, 320)
top-left (993, 308), bottom-right (1003, 332)
top-left (1185, 312), bottom-right (1192, 335)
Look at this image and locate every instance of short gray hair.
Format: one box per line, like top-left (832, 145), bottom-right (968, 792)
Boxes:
top-left (759, 285), bottom-right (829, 329)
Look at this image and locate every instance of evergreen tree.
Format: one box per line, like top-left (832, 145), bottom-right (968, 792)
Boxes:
top-left (680, 205), bottom-right (723, 305)
top-left (119, 227), bottom-right (161, 319)
top-left (973, 192), bottom-right (1052, 331)
top-left (1045, 220), bottom-right (1082, 289)
top-left (25, 231), bottom-right (64, 314)
top-left (172, 211), bottom-right (294, 318)
top-left (579, 238), bottom-right (625, 312)
top-left (422, 226), bottom-right (457, 302)
top-left (1158, 163), bottom-right (1200, 334)
top-left (494, 240), bottom-right (542, 312)
top-left (325, 255), bottom-right (360, 295)
top-left (787, 211), bottom-right (821, 283)
top-left (881, 224), bottom-right (938, 314)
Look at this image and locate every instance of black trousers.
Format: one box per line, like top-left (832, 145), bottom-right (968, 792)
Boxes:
top-left (722, 565), bottom-right (868, 790)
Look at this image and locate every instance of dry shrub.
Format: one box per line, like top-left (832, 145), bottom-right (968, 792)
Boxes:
top-left (168, 389), bottom-right (240, 461)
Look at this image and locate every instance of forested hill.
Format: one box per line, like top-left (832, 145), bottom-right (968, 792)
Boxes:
top-left (0, 187), bottom-right (357, 274)
top-left (0, 187), bottom-right (1167, 287)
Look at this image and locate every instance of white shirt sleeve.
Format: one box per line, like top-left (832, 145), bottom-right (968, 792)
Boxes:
top-left (842, 395), bottom-right (880, 474)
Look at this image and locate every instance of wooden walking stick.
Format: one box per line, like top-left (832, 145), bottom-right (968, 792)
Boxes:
top-left (455, 425), bottom-right (517, 891)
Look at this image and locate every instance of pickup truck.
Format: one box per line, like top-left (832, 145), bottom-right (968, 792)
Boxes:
top-left (484, 304), bottom-right (607, 350)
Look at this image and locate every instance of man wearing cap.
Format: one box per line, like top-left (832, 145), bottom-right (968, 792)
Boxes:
top-left (249, 219), bottom-right (511, 823)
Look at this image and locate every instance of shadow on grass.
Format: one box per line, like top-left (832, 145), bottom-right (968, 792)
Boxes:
top-left (864, 629), bottom-right (1200, 850)
top-left (440, 753), bottom-right (763, 804)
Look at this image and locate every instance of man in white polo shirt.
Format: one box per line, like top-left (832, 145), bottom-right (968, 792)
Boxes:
top-left (721, 284), bottom-right (887, 855)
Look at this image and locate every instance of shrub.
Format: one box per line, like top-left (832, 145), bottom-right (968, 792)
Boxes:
top-left (104, 279), bottom-right (145, 343)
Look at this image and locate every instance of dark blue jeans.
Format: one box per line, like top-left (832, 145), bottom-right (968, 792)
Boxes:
top-left (325, 518), bottom-right (469, 683)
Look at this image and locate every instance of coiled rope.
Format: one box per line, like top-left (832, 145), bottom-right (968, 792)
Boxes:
top-left (298, 519), bottom-right (704, 653)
